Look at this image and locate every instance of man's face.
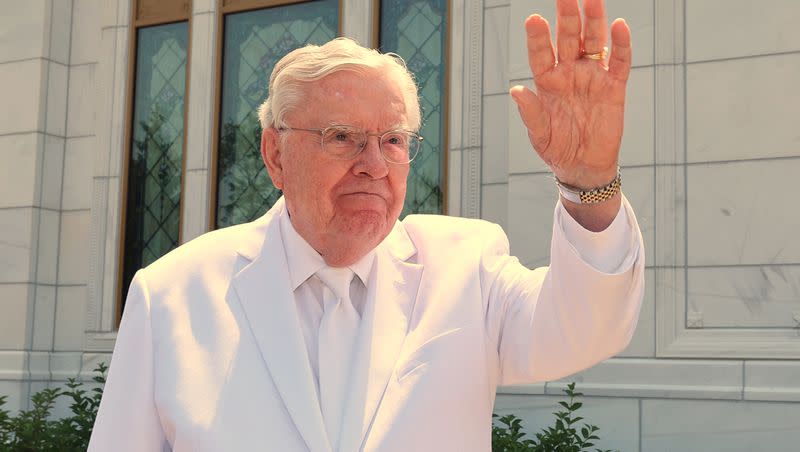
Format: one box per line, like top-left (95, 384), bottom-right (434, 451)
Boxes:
top-left (262, 69), bottom-right (410, 264)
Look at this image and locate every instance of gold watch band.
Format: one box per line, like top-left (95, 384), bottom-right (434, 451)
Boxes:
top-left (555, 169), bottom-right (622, 204)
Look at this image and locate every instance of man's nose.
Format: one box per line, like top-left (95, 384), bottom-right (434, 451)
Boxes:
top-left (353, 136), bottom-right (389, 178)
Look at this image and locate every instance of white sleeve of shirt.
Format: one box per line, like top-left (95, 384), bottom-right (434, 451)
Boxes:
top-left (555, 194), bottom-right (638, 274)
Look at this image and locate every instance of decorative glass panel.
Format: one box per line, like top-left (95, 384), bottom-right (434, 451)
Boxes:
top-left (380, 0), bottom-right (447, 215)
top-left (216, 0), bottom-right (339, 228)
top-left (123, 22), bottom-right (188, 304)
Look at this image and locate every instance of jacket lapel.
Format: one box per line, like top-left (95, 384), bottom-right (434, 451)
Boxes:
top-left (230, 199), bottom-right (332, 452)
top-left (338, 222), bottom-right (424, 452)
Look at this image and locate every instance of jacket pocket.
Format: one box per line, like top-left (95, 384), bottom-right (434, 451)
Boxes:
top-left (394, 327), bottom-right (463, 382)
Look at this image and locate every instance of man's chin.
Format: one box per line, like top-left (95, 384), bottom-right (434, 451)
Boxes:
top-left (333, 210), bottom-right (392, 239)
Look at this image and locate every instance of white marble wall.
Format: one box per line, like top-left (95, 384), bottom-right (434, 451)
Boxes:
top-left (490, 0), bottom-right (800, 450)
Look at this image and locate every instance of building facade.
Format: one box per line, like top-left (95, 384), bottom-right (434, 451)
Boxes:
top-left (0, 0), bottom-right (798, 450)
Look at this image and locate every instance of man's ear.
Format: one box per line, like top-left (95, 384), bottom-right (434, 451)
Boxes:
top-left (261, 127), bottom-right (284, 189)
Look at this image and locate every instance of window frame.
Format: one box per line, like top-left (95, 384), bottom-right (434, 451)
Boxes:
top-left (374, 0), bottom-right (451, 215)
top-left (208, 0), bottom-right (345, 229)
top-left (115, 0), bottom-right (193, 327)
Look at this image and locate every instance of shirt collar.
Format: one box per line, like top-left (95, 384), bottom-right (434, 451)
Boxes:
top-left (279, 207), bottom-right (375, 291)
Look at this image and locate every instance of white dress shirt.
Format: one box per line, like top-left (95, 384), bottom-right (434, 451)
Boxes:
top-left (278, 199), bottom-right (633, 405)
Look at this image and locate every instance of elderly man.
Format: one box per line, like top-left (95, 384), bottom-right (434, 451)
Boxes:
top-left (89, 0), bottom-right (643, 450)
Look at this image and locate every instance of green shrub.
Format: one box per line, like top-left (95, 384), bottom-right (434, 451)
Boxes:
top-left (2, 369), bottom-right (611, 452)
top-left (492, 382), bottom-right (617, 452)
top-left (0, 362), bottom-right (107, 452)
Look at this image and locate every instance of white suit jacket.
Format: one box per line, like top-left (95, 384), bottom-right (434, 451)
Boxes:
top-left (89, 197), bottom-right (644, 452)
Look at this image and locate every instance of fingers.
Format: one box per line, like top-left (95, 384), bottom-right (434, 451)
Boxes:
top-left (556, 0), bottom-right (582, 62)
top-left (582, 0), bottom-right (608, 55)
top-left (608, 18), bottom-right (632, 81)
top-left (510, 85), bottom-right (550, 153)
top-left (525, 15), bottom-right (556, 78)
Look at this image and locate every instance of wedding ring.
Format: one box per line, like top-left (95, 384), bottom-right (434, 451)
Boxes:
top-left (582, 46), bottom-right (608, 60)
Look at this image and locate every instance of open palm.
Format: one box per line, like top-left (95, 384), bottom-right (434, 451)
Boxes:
top-left (511, 0), bottom-right (631, 189)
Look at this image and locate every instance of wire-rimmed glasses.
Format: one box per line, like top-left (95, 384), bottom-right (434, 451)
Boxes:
top-left (278, 124), bottom-right (423, 164)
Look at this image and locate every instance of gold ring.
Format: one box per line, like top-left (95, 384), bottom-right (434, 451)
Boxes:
top-left (582, 46), bottom-right (608, 60)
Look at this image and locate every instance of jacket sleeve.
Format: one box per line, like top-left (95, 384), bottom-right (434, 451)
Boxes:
top-left (483, 194), bottom-right (645, 386)
top-left (88, 270), bottom-right (170, 451)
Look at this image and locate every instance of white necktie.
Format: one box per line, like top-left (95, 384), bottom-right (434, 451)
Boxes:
top-left (316, 266), bottom-right (360, 451)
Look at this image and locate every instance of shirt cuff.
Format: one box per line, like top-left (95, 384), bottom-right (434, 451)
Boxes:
top-left (555, 193), bottom-right (638, 274)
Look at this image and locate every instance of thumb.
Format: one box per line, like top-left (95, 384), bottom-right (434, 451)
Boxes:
top-left (510, 85), bottom-right (550, 153)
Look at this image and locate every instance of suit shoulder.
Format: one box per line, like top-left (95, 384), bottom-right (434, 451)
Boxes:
top-left (139, 218), bottom-right (267, 288)
top-left (400, 214), bottom-right (506, 245)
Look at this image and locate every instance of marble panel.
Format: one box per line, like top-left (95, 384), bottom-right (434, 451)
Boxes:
top-left (686, 0), bottom-right (800, 62)
top-left (94, 27), bottom-right (128, 178)
top-left (494, 394), bottom-right (639, 452)
top-left (619, 66), bottom-right (654, 167)
top-left (28, 351), bottom-right (50, 380)
top-left (485, 0), bottom-right (509, 8)
top-left (447, 149), bottom-right (462, 216)
top-left (745, 361), bottom-right (800, 402)
top-left (687, 54), bottom-right (800, 163)
top-left (654, 0), bottom-right (684, 65)
top-left (0, 381), bottom-right (26, 413)
top-left (42, 131), bottom-right (65, 212)
top-left (0, 0), bottom-right (47, 63)
top-left (54, 285), bottom-right (88, 351)
top-left (58, 210), bottom-right (91, 285)
top-left (66, 63), bottom-right (97, 138)
top-left (653, 164), bottom-right (685, 266)
top-left (547, 357), bottom-right (743, 400)
top-left (45, 61), bottom-right (68, 137)
top-left (0, 208), bottom-right (35, 283)
top-left (71, 0), bottom-right (102, 65)
top-left (35, 208), bottom-right (60, 285)
top-left (508, 0), bottom-right (654, 80)
top-left (447, 0), bottom-right (464, 151)
top-left (654, 63), bottom-right (684, 165)
top-left (62, 136), bottom-right (95, 210)
top-left (507, 173), bottom-right (557, 267)
top-left (101, 0), bottom-right (129, 28)
top-left (687, 159), bottom-right (800, 266)
top-left (622, 166), bottom-right (654, 268)
top-left (185, 12), bottom-right (215, 172)
top-left (482, 94), bottom-right (509, 184)
top-left (48, 0), bottom-right (73, 64)
top-left (481, 183), bottom-right (508, 230)
top-left (0, 133), bottom-right (41, 208)
top-left (0, 351), bottom-right (27, 379)
top-left (0, 284), bottom-right (33, 349)
top-left (193, 0), bottom-right (217, 14)
top-left (642, 399), bottom-right (800, 452)
top-left (49, 351), bottom-right (83, 380)
top-left (0, 59), bottom-right (45, 135)
top-left (31, 285), bottom-right (56, 350)
top-left (483, 5), bottom-right (509, 95)
top-left (618, 268), bottom-right (655, 358)
top-left (687, 265), bottom-right (800, 328)
top-left (341, 0), bottom-right (372, 46)
top-left (181, 170), bottom-right (210, 243)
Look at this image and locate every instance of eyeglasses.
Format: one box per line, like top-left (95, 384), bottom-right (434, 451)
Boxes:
top-left (278, 124), bottom-right (423, 164)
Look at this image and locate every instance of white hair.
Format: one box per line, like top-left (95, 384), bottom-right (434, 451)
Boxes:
top-left (257, 37), bottom-right (421, 132)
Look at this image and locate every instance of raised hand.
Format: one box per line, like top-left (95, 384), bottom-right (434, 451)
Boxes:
top-left (510, 0), bottom-right (631, 191)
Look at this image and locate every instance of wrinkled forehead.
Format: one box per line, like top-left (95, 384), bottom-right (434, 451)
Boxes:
top-left (294, 69), bottom-right (409, 130)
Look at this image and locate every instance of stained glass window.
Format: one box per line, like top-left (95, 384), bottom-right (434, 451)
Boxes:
top-left (380, 0), bottom-right (447, 215)
top-left (122, 22), bottom-right (188, 304)
top-left (215, 0), bottom-right (339, 228)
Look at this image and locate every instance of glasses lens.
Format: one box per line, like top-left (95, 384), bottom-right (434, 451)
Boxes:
top-left (381, 132), bottom-right (421, 163)
top-left (321, 126), bottom-right (364, 158)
